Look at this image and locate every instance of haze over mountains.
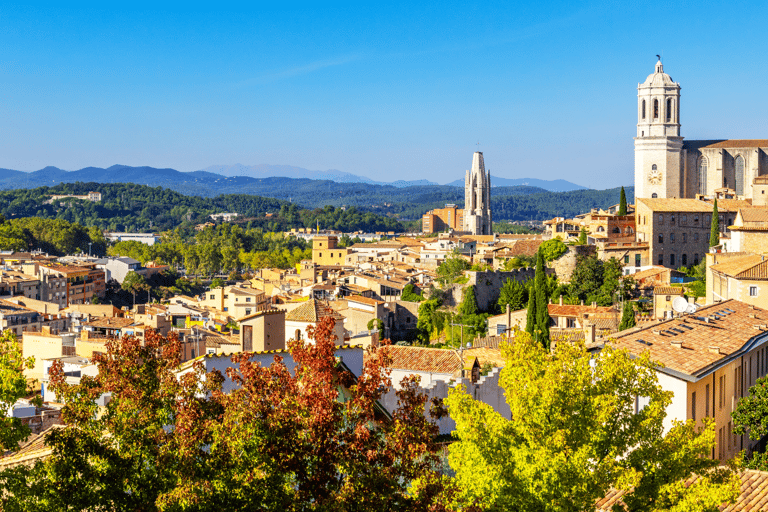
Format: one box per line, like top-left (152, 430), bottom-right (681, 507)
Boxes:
top-left (0, 164), bottom-right (585, 194)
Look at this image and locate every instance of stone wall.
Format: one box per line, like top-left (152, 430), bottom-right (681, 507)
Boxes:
top-left (467, 269), bottom-right (539, 312)
top-left (550, 245), bottom-right (596, 283)
top-left (380, 366), bottom-right (510, 435)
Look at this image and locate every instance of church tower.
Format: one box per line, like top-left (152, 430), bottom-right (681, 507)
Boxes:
top-left (634, 59), bottom-right (683, 199)
top-left (463, 151), bottom-right (492, 235)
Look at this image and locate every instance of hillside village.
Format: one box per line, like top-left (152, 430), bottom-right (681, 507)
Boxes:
top-left (6, 57), bottom-right (768, 508)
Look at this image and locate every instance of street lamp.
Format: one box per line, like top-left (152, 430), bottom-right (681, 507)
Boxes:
top-left (88, 242), bottom-right (92, 257)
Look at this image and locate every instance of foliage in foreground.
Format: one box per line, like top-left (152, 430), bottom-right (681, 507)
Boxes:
top-left (445, 331), bottom-right (739, 512)
top-left (0, 331), bottom-right (39, 452)
top-left (0, 319), bottom-right (448, 511)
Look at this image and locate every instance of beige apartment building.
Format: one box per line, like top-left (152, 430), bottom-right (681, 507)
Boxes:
top-left (199, 284), bottom-right (269, 317)
top-left (707, 253), bottom-right (768, 309)
top-left (635, 198), bottom-right (742, 269)
top-left (608, 300), bottom-right (768, 461)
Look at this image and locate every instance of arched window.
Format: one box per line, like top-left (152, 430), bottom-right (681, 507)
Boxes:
top-left (682, 254), bottom-right (687, 266)
top-left (654, 99), bottom-right (659, 119)
top-left (642, 100), bottom-right (646, 119)
top-left (699, 157), bottom-right (708, 195)
top-left (612, 227), bottom-right (621, 234)
top-left (652, 164), bottom-right (657, 170)
top-left (597, 226), bottom-right (605, 232)
top-left (666, 98), bottom-right (672, 121)
top-left (735, 155), bottom-right (745, 195)
top-left (652, 193), bottom-right (658, 198)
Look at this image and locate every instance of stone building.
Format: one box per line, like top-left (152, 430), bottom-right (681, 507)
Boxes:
top-left (463, 152), bottom-right (492, 235)
top-left (634, 59), bottom-right (768, 200)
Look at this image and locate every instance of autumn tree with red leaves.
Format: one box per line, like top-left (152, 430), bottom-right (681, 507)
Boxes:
top-left (0, 317), bottom-right (448, 511)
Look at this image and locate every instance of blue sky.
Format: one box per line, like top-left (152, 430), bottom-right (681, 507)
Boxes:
top-left (2, 1), bottom-right (767, 188)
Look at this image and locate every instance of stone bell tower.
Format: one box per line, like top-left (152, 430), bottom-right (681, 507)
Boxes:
top-left (634, 58), bottom-right (683, 199)
top-left (462, 152), bottom-right (492, 235)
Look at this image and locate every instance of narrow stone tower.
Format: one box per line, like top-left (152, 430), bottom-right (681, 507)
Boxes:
top-left (634, 58), bottom-right (683, 199)
top-left (463, 151), bottom-right (492, 235)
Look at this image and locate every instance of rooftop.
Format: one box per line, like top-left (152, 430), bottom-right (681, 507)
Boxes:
top-left (711, 254), bottom-right (768, 281)
top-left (378, 345), bottom-right (462, 374)
top-left (607, 300), bottom-right (768, 380)
top-left (285, 299), bottom-right (345, 323)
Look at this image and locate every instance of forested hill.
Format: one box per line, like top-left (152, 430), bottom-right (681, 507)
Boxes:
top-left (0, 183), bottom-right (404, 233)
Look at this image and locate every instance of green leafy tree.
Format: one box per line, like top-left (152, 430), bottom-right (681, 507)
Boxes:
top-left (366, 318), bottom-right (385, 332)
top-left (577, 226), bottom-right (588, 245)
top-left (539, 238), bottom-right (567, 262)
top-left (416, 299), bottom-right (441, 344)
top-left (444, 331), bottom-right (739, 512)
top-left (525, 291), bottom-right (536, 337)
top-left (710, 199), bottom-right (720, 247)
top-left (401, 284), bottom-right (424, 302)
top-left (497, 278), bottom-right (528, 312)
top-left (210, 277), bottom-right (225, 289)
top-left (436, 250), bottom-right (471, 287)
top-left (733, 376), bottom-right (768, 469)
top-left (459, 285), bottom-right (478, 316)
top-left (619, 301), bottom-right (636, 331)
top-left (618, 186), bottom-right (628, 216)
top-left (0, 332), bottom-right (40, 451)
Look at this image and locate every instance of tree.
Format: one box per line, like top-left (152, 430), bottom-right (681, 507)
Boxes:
top-left (539, 238), bottom-right (567, 262)
top-left (122, 271), bottom-right (149, 304)
top-left (497, 278), bottom-right (528, 312)
top-left (366, 318), bottom-right (385, 332)
top-left (0, 332), bottom-right (39, 451)
top-left (436, 250), bottom-right (470, 287)
top-left (210, 277), bottom-right (225, 289)
top-left (577, 226), bottom-right (588, 245)
top-left (733, 376), bottom-right (768, 469)
top-left (710, 199), bottom-right (720, 247)
top-left (534, 249), bottom-right (550, 348)
top-left (401, 284), bottom-right (424, 302)
top-left (618, 186), bottom-right (628, 216)
top-left (444, 331), bottom-right (739, 512)
top-left (1, 319), bottom-right (447, 510)
top-left (619, 300), bottom-right (636, 331)
top-left (569, 254), bottom-right (604, 303)
top-left (459, 285), bottom-right (478, 316)
top-left (525, 291), bottom-right (536, 337)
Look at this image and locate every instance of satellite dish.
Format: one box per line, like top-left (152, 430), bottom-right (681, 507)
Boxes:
top-left (672, 297), bottom-right (689, 314)
top-left (685, 303), bottom-right (700, 314)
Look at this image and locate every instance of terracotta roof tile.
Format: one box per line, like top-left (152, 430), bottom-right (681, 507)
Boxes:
top-left (711, 254), bottom-right (768, 280)
top-left (548, 304), bottom-right (615, 317)
top-left (701, 139), bottom-right (768, 149)
top-left (285, 299), bottom-right (344, 323)
top-left (608, 300), bottom-right (768, 378)
top-left (379, 346), bottom-right (462, 373)
top-left (653, 286), bottom-right (684, 295)
top-left (631, 266), bottom-right (670, 281)
top-left (637, 198), bottom-right (714, 213)
top-left (596, 469), bottom-right (768, 511)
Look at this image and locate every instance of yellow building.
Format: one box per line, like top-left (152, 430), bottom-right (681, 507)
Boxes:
top-left (199, 284), bottom-right (268, 317)
top-left (708, 252), bottom-right (768, 309)
top-left (312, 236), bottom-right (349, 266)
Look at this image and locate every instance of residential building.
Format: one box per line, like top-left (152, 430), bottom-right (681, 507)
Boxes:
top-left (652, 286), bottom-right (686, 319)
top-left (22, 329), bottom-right (77, 383)
top-left (199, 284), bottom-right (269, 317)
top-left (38, 264), bottom-right (102, 305)
top-left (708, 253), bottom-right (768, 309)
top-left (104, 232), bottom-right (160, 245)
top-left (606, 300), bottom-right (768, 461)
top-left (284, 299), bottom-right (347, 345)
top-left (422, 204), bottom-right (464, 234)
top-left (98, 257), bottom-right (141, 284)
top-left (728, 207), bottom-right (768, 253)
top-left (0, 299), bottom-right (41, 337)
top-left (238, 309), bottom-right (286, 352)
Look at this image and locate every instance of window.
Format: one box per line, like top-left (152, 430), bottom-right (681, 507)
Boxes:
top-left (705, 384), bottom-right (710, 417)
top-left (666, 98), bottom-right (672, 121)
top-left (652, 164), bottom-right (658, 170)
top-left (670, 214), bottom-right (675, 224)
top-left (692, 392), bottom-right (697, 421)
top-left (735, 155), bottom-right (745, 196)
top-left (670, 233), bottom-right (675, 242)
top-left (635, 254), bottom-right (641, 267)
top-left (670, 254), bottom-right (676, 266)
top-left (567, 318), bottom-right (577, 328)
top-left (496, 324), bottom-right (506, 335)
top-left (750, 286), bottom-right (758, 297)
top-left (624, 255), bottom-right (629, 264)
top-left (658, 234), bottom-right (664, 243)
top-left (319, 252), bottom-right (322, 257)
top-left (699, 158), bottom-right (708, 195)
top-left (681, 215), bottom-right (687, 224)
top-left (682, 233), bottom-right (687, 243)
top-left (658, 214), bottom-right (664, 223)
top-left (652, 193), bottom-right (658, 198)
top-left (642, 100), bottom-right (646, 119)
top-left (246, 297), bottom-right (252, 302)
top-left (694, 233), bottom-right (699, 242)
top-left (209, 294), bottom-right (215, 299)
top-left (682, 254), bottom-right (687, 266)
top-left (719, 375), bottom-right (726, 409)
top-left (658, 254), bottom-right (664, 265)
top-left (654, 99), bottom-right (659, 119)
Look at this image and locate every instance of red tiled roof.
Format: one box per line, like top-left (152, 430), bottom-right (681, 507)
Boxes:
top-left (701, 139), bottom-right (768, 149)
top-left (548, 304), bottom-right (615, 317)
top-left (379, 346), bottom-right (462, 373)
top-left (285, 299), bottom-right (344, 323)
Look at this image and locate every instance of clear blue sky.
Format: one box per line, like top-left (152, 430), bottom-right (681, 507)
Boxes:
top-left (2, 1), bottom-right (767, 188)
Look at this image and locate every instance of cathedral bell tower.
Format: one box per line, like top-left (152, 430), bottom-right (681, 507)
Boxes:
top-left (462, 151), bottom-right (492, 235)
top-left (634, 58), bottom-right (683, 199)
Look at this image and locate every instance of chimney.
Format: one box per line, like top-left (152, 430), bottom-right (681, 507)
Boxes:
top-left (42, 325), bottom-right (50, 336)
top-left (708, 346), bottom-right (720, 354)
top-left (671, 339), bottom-right (683, 349)
top-left (581, 300), bottom-right (584, 306)
top-left (588, 323), bottom-right (596, 343)
top-left (559, 296), bottom-right (564, 306)
top-left (592, 302), bottom-right (597, 309)
top-left (506, 303), bottom-right (511, 332)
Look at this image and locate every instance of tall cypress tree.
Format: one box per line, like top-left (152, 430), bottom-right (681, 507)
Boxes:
top-left (710, 199), bottom-right (720, 247)
top-left (525, 290), bottom-right (536, 336)
top-left (534, 249), bottom-right (550, 349)
top-left (618, 186), bottom-right (628, 216)
top-left (619, 301), bottom-right (636, 331)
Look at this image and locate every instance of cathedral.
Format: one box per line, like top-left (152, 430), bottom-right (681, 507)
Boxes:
top-left (634, 60), bottom-right (768, 200)
top-left (463, 151), bottom-right (492, 235)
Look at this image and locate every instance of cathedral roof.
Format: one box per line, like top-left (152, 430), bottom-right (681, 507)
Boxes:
top-left (701, 139), bottom-right (768, 149)
top-left (640, 60), bottom-right (678, 88)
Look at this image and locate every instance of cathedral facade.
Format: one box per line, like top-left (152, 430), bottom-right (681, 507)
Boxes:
top-left (634, 60), bottom-right (768, 200)
top-left (463, 151), bottom-right (492, 235)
